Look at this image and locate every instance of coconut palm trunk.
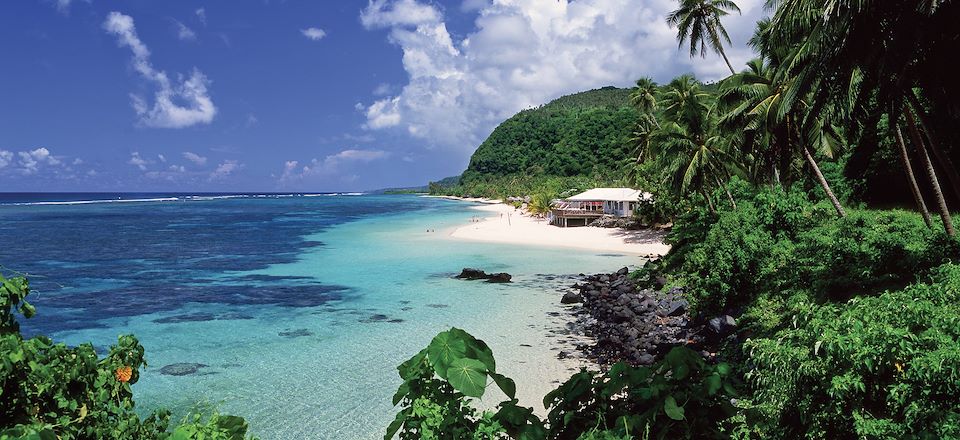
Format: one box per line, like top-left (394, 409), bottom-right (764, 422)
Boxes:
top-left (713, 174), bottom-right (737, 209)
top-left (802, 146), bottom-right (846, 217)
top-left (700, 187), bottom-right (717, 214)
top-left (905, 109), bottom-right (955, 236)
top-left (893, 122), bottom-right (933, 228)
top-left (712, 34), bottom-right (736, 75)
top-left (907, 93), bottom-right (960, 204)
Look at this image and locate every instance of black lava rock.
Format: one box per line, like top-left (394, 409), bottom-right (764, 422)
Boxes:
top-left (456, 268), bottom-right (512, 283)
top-left (708, 315), bottom-right (737, 336)
top-left (456, 268), bottom-right (488, 280)
top-left (561, 291), bottom-right (583, 304)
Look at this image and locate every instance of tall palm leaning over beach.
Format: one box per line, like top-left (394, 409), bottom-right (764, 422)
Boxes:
top-left (667, 0), bottom-right (741, 75)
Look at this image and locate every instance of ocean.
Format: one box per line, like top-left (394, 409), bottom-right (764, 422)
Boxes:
top-left (0, 193), bottom-right (639, 439)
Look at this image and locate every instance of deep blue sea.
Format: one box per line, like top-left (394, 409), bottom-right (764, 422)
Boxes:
top-left (0, 193), bottom-right (639, 439)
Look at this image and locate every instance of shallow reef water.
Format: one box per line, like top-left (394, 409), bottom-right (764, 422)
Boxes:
top-left (0, 194), bottom-right (640, 439)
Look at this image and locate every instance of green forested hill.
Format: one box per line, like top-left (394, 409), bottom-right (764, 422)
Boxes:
top-left (439, 87), bottom-right (637, 198)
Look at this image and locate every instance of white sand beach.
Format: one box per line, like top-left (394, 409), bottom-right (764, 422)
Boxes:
top-left (449, 203), bottom-right (671, 256)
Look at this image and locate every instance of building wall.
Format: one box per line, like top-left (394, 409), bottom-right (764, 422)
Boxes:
top-left (603, 200), bottom-right (634, 217)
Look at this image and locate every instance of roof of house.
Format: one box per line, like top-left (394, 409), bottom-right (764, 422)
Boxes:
top-left (567, 188), bottom-right (651, 202)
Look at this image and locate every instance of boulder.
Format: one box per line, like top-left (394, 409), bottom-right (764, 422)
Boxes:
top-left (456, 268), bottom-right (488, 280)
top-left (654, 275), bottom-right (668, 289)
top-left (617, 267), bottom-right (630, 276)
top-left (659, 299), bottom-right (688, 317)
top-left (561, 291), bottom-right (583, 304)
top-left (486, 272), bottom-right (512, 283)
top-left (708, 315), bottom-right (737, 336)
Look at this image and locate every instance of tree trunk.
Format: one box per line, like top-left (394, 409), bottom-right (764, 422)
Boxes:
top-left (714, 174), bottom-right (737, 209)
top-left (714, 38), bottom-right (736, 75)
top-left (700, 187), bottom-right (717, 214)
top-left (908, 93), bottom-right (960, 204)
top-left (894, 122), bottom-right (933, 228)
top-left (802, 146), bottom-right (846, 217)
top-left (905, 109), bottom-right (956, 236)
top-left (780, 124), bottom-right (794, 187)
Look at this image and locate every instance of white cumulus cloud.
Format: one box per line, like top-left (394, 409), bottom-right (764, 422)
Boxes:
top-left (182, 151), bottom-right (208, 166)
top-left (18, 148), bottom-right (61, 174)
top-left (280, 149), bottom-right (389, 183)
top-left (209, 160), bottom-right (243, 180)
top-left (301, 27), bottom-right (327, 41)
top-left (0, 147), bottom-right (75, 176)
top-left (104, 11), bottom-right (217, 129)
top-left (195, 8), bottom-right (207, 26)
top-left (0, 150), bottom-right (13, 169)
top-left (128, 152), bottom-right (150, 170)
top-left (174, 20), bottom-right (197, 41)
top-left (358, 0), bottom-right (763, 157)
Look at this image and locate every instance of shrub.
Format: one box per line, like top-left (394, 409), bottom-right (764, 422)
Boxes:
top-left (664, 187), bottom-right (958, 316)
top-left (0, 274), bottom-right (256, 440)
top-left (387, 328), bottom-right (738, 440)
top-left (742, 263), bottom-right (960, 439)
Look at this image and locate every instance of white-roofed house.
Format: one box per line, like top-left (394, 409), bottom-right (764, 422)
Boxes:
top-left (549, 188), bottom-right (651, 227)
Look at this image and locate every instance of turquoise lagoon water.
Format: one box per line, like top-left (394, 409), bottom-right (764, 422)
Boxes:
top-left (0, 194), bottom-right (641, 439)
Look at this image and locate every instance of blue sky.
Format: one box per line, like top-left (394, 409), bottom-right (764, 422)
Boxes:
top-left (0, 0), bottom-right (763, 192)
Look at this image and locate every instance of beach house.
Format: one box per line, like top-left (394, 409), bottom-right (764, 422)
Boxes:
top-left (548, 188), bottom-right (650, 227)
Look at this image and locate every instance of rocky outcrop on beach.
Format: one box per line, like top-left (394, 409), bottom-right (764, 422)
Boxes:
top-left (560, 267), bottom-right (735, 365)
top-left (455, 268), bottom-right (512, 283)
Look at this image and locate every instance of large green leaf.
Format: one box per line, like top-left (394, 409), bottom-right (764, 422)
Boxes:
top-left (427, 331), bottom-right (466, 379)
top-left (705, 372), bottom-right (722, 395)
top-left (397, 349), bottom-right (427, 381)
top-left (664, 395), bottom-right (685, 421)
top-left (446, 358), bottom-right (488, 397)
top-left (215, 415), bottom-right (249, 440)
top-left (490, 372), bottom-right (516, 399)
top-left (384, 408), bottom-right (410, 440)
top-left (450, 327), bottom-right (496, 372)
top-left (392, 380), bottom-right (410, 405)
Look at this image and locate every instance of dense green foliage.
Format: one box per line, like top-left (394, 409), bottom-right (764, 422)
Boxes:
top-left (654, 187), bottom-right (960, 438)
top-left (744, 263), bottom-right (960, 439)
top-left (434, 87), bottom-right (637, 199)
top-left (0, 274), bottom-right (256, 440)
top-left (388, 328), bottom-right (736, 440)
top-left (664, 187), bottom-right (959, 315)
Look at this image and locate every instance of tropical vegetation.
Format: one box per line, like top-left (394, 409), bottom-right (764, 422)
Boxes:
top-left (413, 0), bottom-right (960, 438)
top-left (0, 274), bottom-right (257, 439)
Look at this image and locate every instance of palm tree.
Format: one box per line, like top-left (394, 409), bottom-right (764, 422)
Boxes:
top-left (717, 56), bottom-right (848, 217)
top-left (630, 77), bottom-right (661, 128)
top-left (763, 0), bottom-right (960, 224)
top-left (629, 78), bottom-right (662, 165)
top-left (666, 0), bottom-right (741, 75)
top-left (905, 108), bottom-right (955, 236)
top-left (892, 118), bottom-right (933, 228)
top-left (654, 76), bottom-right (739, 211)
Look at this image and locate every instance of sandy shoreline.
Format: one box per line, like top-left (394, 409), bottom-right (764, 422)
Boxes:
top-left (448, 203), bottom-right (671, 256)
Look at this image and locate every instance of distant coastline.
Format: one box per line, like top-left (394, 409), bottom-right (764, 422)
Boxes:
top-left (0, 192), bottom-right (366, 206)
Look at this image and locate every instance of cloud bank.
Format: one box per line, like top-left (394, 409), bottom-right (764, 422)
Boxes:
top-left (280, 149), bottom-right (389, 183)
top-left (359, 0), bottom-right (764, 156)
top-left (0, 147), bottom-right (82, 177)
